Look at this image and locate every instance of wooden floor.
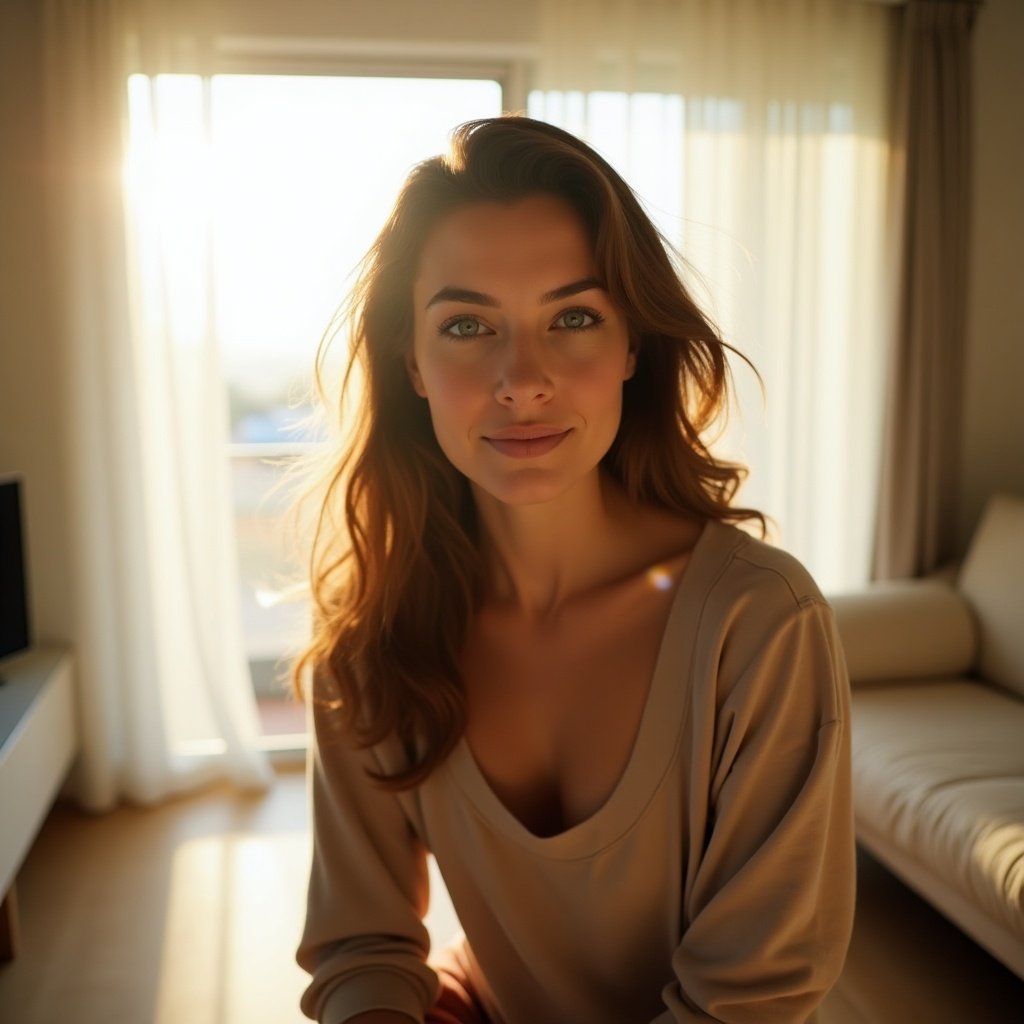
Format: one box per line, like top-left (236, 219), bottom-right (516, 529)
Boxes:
top-left (1, 766), bottom-right (1021, 1024)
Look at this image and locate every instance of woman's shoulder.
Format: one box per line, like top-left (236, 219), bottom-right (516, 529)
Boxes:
top-left (691, 519), bottom-right (831, 646)
top-left (687, 520), bottom-right (847, 719)
top-left (701, 518), bottom-right (825, 605)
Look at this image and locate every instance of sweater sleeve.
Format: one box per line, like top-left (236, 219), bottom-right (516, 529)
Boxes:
top-left (656, 597), bottom-right (856, 1024)
top-left (296, 694), bottom-right (439, 1023)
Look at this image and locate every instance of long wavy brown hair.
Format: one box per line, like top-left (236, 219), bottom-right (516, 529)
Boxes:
top-left (283, 115), bottom-right (763, 789)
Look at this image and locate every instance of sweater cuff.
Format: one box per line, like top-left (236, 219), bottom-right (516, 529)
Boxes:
top-left (318, 967), bottom-right (432, 1023)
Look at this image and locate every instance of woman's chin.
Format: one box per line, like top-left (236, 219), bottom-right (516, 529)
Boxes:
top-left (467, 468), bottom-right (599, 511)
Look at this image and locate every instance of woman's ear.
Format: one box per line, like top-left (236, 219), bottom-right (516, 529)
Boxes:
top-left (405, 350), bottom-right (427, 397)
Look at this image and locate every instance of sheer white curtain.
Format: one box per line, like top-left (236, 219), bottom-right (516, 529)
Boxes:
top-left (42, 0), bottom-right (271, 810)
top-left (535, 0), bottom-right (896, 590)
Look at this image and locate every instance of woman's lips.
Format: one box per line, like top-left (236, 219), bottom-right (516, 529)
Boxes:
top-left (483, 428), bottom-right (571, 458)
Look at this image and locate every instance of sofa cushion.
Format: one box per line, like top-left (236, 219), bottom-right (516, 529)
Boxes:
top-left (958, 493), bottom-right (1024, 699)
top-left (852, 679), bottom-right (1024, 946)
top-left (829, 580), bottom-right (975, 683)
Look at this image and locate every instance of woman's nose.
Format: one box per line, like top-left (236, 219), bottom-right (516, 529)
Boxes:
top-left (494, 335), bottom-right (553, 406)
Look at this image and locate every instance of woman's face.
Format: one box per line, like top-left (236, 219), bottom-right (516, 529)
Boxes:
top-left (408, 193), bottom-right (636, 508)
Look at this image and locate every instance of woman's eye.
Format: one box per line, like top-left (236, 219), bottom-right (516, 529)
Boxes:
top-left (439, 317), bottom-right (492, 338)
top-left (554, 308), bottom-right (602, 331)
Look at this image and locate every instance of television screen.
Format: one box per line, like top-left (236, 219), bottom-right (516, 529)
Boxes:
top-left (0, 475), bottom-right (31, 661)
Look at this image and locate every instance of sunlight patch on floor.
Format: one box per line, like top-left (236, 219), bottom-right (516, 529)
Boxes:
top-left (155, 832), bottom-right (310, 1024)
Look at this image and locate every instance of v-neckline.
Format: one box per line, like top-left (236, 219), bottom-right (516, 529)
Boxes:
top-left (446, 518), bottom-right (728, 858)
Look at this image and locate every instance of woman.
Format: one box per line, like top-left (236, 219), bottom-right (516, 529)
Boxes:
top-left (291, 116), bottom-right (855, 1024)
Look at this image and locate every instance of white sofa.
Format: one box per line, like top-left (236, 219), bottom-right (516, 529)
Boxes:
top-left (829, 493), bottom-right (1024, 980)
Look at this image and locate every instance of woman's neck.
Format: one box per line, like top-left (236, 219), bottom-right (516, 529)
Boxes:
top-left (471, 470), bottom-right (643, 619)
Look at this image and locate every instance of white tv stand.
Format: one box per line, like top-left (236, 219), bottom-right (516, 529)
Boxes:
top-left (0, 645), bottom-right (76, 959)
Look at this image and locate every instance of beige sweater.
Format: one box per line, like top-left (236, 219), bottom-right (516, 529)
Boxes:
top-left (297, 519), bottom-right (856, 1023)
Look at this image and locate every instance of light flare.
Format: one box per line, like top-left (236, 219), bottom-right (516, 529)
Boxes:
top-left (646, 566), bottom-right (674, 592)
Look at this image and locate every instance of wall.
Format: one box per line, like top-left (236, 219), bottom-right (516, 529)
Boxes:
top-left (0, 1), bottom-right (73, 645)
top-left (958, 0), bottom-right (1024, 546)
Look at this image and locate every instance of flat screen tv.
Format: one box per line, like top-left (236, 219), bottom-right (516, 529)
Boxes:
top-left (0, 474), bottom-right (31, 667)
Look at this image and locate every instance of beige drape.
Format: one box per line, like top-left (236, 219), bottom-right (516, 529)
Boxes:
top-left (42, 0), bottom-right (271, 810)
top-left (872, 0), bottom-right (981, 579)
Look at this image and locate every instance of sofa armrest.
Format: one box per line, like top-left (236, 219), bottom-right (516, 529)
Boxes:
top-left (828, 580), bottom-right (977, 684)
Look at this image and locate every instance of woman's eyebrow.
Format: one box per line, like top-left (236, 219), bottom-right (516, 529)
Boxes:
top-left (425, 286), bottom-right (499, 310)
top-left (540, 277), bottom-right (604, 303)
top-left (425, 277), bottom-right (604, 310)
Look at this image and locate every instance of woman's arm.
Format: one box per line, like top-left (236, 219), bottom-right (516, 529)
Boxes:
top-left (297, 691), bottom-right (439, 1023)
top-left (656, 598), bottom-right (856, 1023)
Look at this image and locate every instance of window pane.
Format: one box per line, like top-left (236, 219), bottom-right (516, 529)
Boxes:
top-left (231, 455), bottom-right (309, 658)
top-left (211, 75), bottom-right (503, 443)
